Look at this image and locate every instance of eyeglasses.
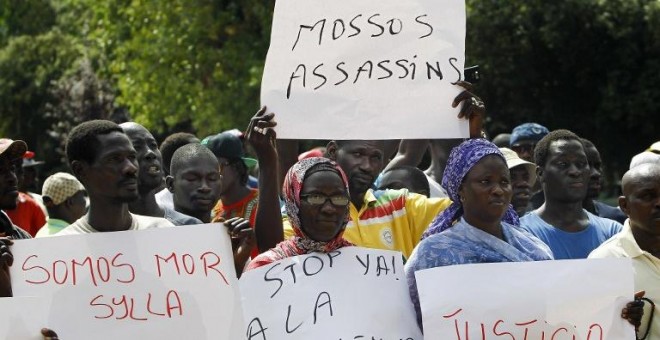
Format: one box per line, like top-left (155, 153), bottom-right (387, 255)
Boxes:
top-left (300, 194), bottom-right (350, 207)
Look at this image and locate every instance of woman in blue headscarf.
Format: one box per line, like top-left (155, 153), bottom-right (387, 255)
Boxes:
top-left (404, 138), bottom-right (553, 328)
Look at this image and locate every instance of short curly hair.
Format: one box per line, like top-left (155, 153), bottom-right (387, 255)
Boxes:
top-left (66, 120), bottom-right (123, 165)
top-left (159, 132), bottom-right (199, 175)
top-left (534, 129), bottom-right (584, 167)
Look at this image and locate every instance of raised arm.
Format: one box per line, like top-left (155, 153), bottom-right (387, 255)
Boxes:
top-left (246, 107), bottom-right (284, 252)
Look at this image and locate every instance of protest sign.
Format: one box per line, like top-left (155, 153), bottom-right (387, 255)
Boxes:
top-left (261, 0), bottom-right (467, 139)
top-left (0, 297), bottom-right (47, 340)
top-left (240, 246), bottom-right (422, 340)
top-left (415, 259), bottom-right (635, 340)
top-left (10, 223), bottom-right (243, 340)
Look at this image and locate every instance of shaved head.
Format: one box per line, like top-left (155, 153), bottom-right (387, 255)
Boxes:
top-left (619, 163), bottom-right (660, 243)
top-left (621, 163), bottom-right (660, 196)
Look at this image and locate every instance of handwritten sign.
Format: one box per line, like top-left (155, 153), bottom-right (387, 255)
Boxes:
top-left (9, 223), bottom-right (243, 340)
top-left (261, 0), bottom-right (467, 140)
top-left (0, 297), bottom-right (48, 340)
top-left (240, 246), bottom-right (422, 339)
top-left (415, 259), bottom-right (635, 340)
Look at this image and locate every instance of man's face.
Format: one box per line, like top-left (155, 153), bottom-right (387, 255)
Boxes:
top-left (217, 157), bottom-right (238, 196)
top-left (539, 139), bottom-right (590, 203)
top-left (511, 139), bottom-right (536, 162)
top-left (77, 131), bottom-right (139, 203)
top-left (620, 168), bottom-right (660, 236)
top-left (584, 145), bottom-right (603, 200)
top-left (510, 165), bottom-right (532, 215)
top-left (122, 123), bottom-right (163, 193)
top-left (0, 155), bottom-right (20, 210)
top-left (170, 155), bottom-right (221, 218)
top-left (377, 169), bottom-right (429, 197)
top-left (329, 140), bottom-right (384, 197)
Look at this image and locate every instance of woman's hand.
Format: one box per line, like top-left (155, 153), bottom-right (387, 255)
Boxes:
top-left (452, 81), bottom-right (485, 138)
top-left (245, 106), bottom-right (278, 157)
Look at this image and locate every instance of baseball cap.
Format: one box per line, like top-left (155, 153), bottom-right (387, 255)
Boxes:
top-left (201, 132), bottom-right (257, 168)
top-left (510, 123), bottom-right (549, 146)
top-left (648, 141), bottom-right (660, 153)
top-left (499, 148), bottom-right (537, 186)
top-left (42, 172), bottom-right (85, 205)
top-left (0, 138), bottom-right (28, 161)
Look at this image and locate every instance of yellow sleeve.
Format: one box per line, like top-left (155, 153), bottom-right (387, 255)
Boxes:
top-left (282, 216), bottom-right (296, 239)
top-left (405, 193), bottom-right (452, 242)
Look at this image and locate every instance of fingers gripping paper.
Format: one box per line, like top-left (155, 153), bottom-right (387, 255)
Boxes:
top-left (261, 0), bottom-right (467, 140)
top-left (415, 259), bottom-right (635, 340)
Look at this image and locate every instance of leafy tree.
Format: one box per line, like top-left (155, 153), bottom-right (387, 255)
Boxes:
top-left (76, 0), bottom-right (274, 137)
top-left (466, 0), bottom-right (660, 179)
top-left (0, 29), bottom-right (82, 151)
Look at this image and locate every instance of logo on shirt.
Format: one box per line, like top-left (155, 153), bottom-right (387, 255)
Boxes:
top-left (381, 228), bottom-right (393, 248)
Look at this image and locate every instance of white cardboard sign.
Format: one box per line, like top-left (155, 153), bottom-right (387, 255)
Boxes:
top-left (261, 0), bottom-right (467, 139)
top-left (0, 297), bottom-right (48, 340)
top-left (240, 246), bottom-right (422, 339)
top-left (10, 223), bottom-right (243, 340)
top-left (415, 259), bottom-right (635, 340)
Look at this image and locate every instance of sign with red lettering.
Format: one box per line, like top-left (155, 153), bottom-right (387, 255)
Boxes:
top-left (239, 247), bottom-right (422, 340)
top-left (9, 223), bottom-right (243, 339)
top-left (0, 297), bottom-right (47, 339)
top-left (415, 259), bottom-right (635, 340)
top-left (261, 0), bottom-right (467, 140)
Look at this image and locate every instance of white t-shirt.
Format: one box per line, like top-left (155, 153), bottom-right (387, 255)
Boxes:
top-left (58, 212), bottom-right (174, 235)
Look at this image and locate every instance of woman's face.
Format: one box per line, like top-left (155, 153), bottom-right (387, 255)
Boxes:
top-left (459, 155), bottom-right (512, 226)
top-left (298, 170), bottom-right (349, 242)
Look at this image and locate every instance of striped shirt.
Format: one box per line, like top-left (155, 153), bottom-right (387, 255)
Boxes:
top-left (284, 189), bottom-right (452, 258)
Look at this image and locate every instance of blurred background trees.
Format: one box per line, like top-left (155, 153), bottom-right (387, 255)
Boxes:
top-left (0, 0), bottom-right (658, 188)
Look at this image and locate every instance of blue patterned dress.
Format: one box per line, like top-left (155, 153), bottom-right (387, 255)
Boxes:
top-left (404, 218), bottom-right (553, 328)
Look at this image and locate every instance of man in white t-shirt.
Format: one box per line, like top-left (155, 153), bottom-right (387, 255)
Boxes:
top-left (59, 120), bottom-right (173, 235)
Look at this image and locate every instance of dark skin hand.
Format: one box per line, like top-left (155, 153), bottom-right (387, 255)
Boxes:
top-left (246, 107), bottom-right (284, 252)
top-left (621, 291), bottom-right (646, 331)
top-left (453, 80), bottom-right (485, 138)
top-left (41, 328), bottom-right (59, 339)
top-left (0, 238), bottom-right (13, 297)
top-left (224, 217), bottom-right (255, 278)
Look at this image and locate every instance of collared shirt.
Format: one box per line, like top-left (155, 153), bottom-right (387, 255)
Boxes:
top-left (284, 189), bottom-right (452, 258)
top-left (589, 221), bottom-right (659, 339)
top-left (35, 218), bottom-right (70, 237)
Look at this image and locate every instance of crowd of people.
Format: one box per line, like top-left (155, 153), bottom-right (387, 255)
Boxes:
top-left (0, 83), bottom-right (658, 339)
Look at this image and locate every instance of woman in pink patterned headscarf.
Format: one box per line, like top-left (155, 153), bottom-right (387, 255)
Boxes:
top-left (246, 157), bottom-right (353, 270)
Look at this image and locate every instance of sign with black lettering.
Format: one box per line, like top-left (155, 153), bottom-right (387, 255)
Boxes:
top-left (239, 247), bottom-right (422, 340)
top-left (9, 223), bottom-right (243, 339)
top-left (261, 0), bottom-right (467, 139)
top-left (416, 259), bottom-right (635, 340)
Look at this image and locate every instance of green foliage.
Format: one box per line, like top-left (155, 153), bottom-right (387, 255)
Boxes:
top-left (466, 0), bottom-right (660, 175)
top-left (0, 29), bottom-right (82, 143)
top-left (77, 0), bottom-right (274, 137)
